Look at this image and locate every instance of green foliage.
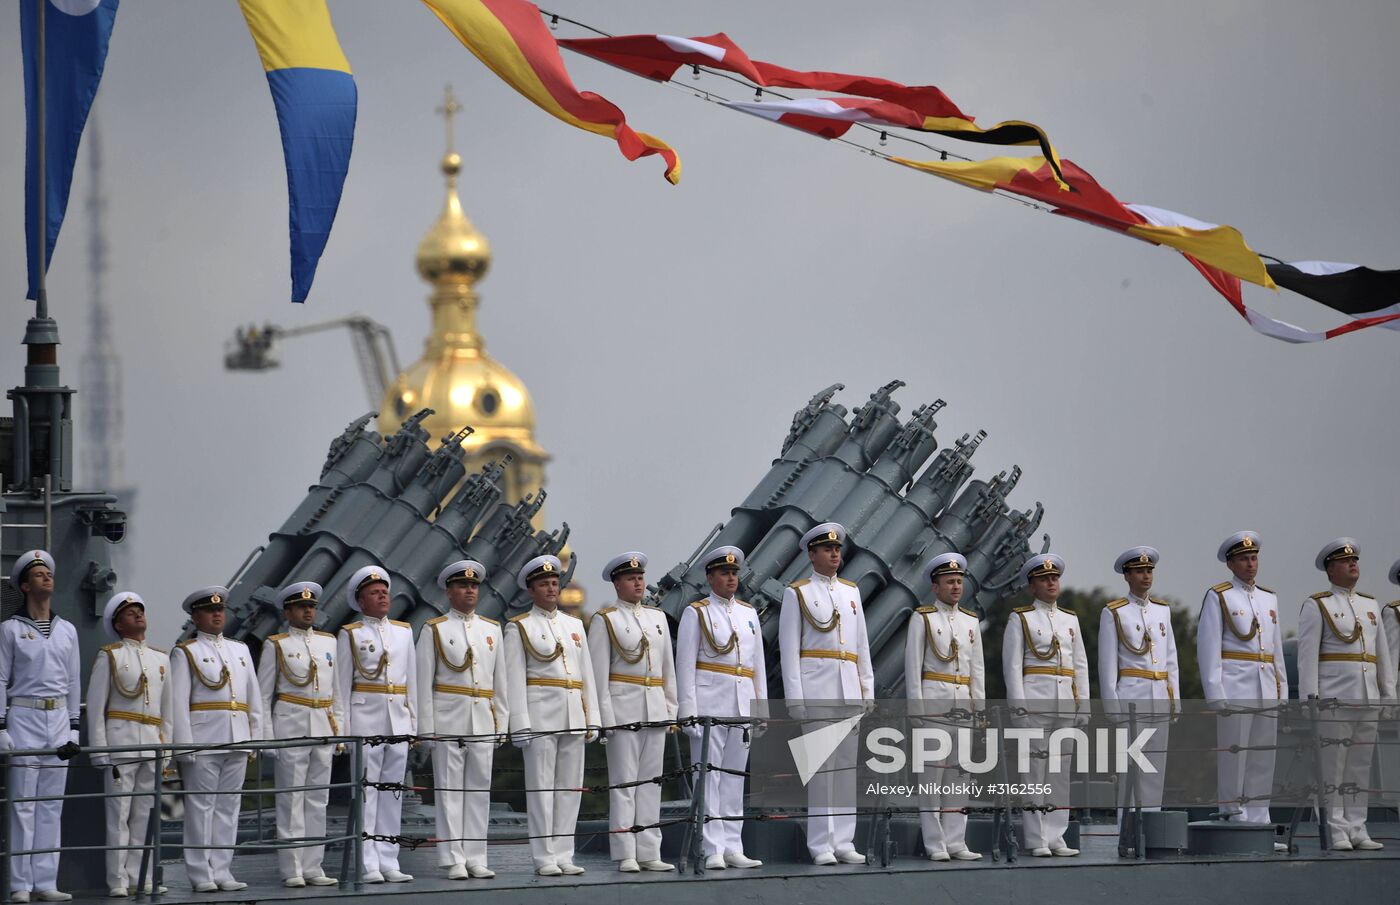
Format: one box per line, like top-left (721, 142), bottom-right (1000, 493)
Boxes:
top-left (981, 585), bottom-right (1204, 700)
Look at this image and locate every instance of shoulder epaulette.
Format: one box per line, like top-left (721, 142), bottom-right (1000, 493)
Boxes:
top-left (959, 606), bottom-right (978, 618)
top-left (390, 620), bottom-right (411, 628)
top-left (1388, 600), bottom-right (1400, 608)
top-left (838, 577), bottom-right (857, 588)
top-left (479, 616), bottom-right (499, 626)
top-left (1212, 581), bottom-right (1233, 593)
top-left (1310, 591), bottom-right (1332, 601)
top-left (1256, 585), bottom-right (1274, 594)
top-left (1059, 607), bottom-right (1076, 616)
top-left (314, 630), bottom-right (335, 639)
top-left (1149, 597), bottom-right (1170, 607)
top-left (509, 612), bottom-right (530, 623)
top-left (597, 606), bottom-right (617, 616)
top-left (690, 598), bottom-right (709, 609)
top-left (1013, 605), bottom-right (1034, 614)
top-left (1358, 592), bottom-right (1375, 600)
top-left (735, 598), bottom-right (755, 609)
top-left (1107, 598), bottom-right (1129, 611)
top-left (267, 632), bottom-right (288, 643)
top-left (342, 622), bottom-right (362, 631)
top-left (176, 638), bottom-right (196, 649)
top-left (915, 606), bottom-right (936, 614)
top-left (100, 642), bottom-right (121, 652)
top-left (790, 578), bottom-right (810, 590)
top-left (426, 616), bottom-right (448, 626)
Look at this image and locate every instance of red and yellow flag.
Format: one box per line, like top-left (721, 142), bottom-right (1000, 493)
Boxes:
top-left (423, 0), bottom-right (680, 184)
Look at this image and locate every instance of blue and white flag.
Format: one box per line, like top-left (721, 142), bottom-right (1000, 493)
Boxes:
top-left (22, 0), bottom-right (120, 300)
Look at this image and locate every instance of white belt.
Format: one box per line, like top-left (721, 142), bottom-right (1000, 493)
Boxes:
top-left (10, 696), bottom-right (65, 711)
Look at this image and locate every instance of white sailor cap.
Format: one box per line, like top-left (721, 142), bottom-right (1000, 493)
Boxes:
top-left (182, 586), bottom-right (230, 615)
top-left (702, 545), bottom-right (745, 572)
top-left (1019, 553), bottom-right (1066, 584)
top-left (1315, 538), bottom-right (1360, 571)
top-left (801, 522), bottom-right (847, 550)
top-left (1390, 557), bottom-right (1400, 586)
top-left (438, 560), bottom-right (486, 588)
top-left (1217, 531), bottom-right (1260, 562)
top-left (102, 591), bottom-right (145, 642)
top-left (517, 554), bottom-right (563, 590)
top-left (1114, 546), bottom-right (1160, 574)
top-left (602, 551), bottom-right (648, 582)
top-left (278, 581), bottom-right (323, 607)
top-left (10, 549), bottom-right (54, 587)
top-left (347, 566), bottom-right (390, 612)
top-left (923, 552), bottom-right (968, 583)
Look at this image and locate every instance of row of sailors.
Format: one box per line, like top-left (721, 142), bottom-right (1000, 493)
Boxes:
top-left (1, 530), bottom-right (1397, 895)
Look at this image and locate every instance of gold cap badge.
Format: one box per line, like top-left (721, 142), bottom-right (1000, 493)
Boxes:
top-left (211, 593), bottom-right (222, 604)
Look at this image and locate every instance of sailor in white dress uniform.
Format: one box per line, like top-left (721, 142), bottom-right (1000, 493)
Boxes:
top-left (1, 550), bottom-right (81, 903)
top-left (904, 552), bottom-right (985, 862)
top-left (414, 560), bottom-right (507, 880)
top-left (778, 523), bottom-right (872, 866)
top-left (505, 555), bottom-right (600, 876)
top-left (587, 552), bottom-right (678, 873)
top-left (334, 566), bottom-right (417, 883)
top-left (171, 587), bottom-right (263, 892)
top-left (1196, 531), bottom-right (1288, 845)
top-left (256, 582), bottom-right (341, 887)
top-left (1297, 539), bottom-right (1395, 851)
top-left (1002, 554), bottom-right (1088, 857)
top-left (86, 592), bottom-right (172, 897)
top-left (675, 546), bottom-right (767, 871)
top-left (1098, 547), bottom-right (1179, 822)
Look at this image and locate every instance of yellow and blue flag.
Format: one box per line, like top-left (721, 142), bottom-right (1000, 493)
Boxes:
top-left (22, 0), bottom-right (120, 300)
top-left (239, 0), bottom-right (356, 303)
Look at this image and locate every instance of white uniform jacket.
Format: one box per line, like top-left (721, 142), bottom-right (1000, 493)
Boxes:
top-left (258, 627), bottom-right (341, 739)
top-left (1197, 579), bottom-right (1288, 703)
top-left (334, 616), bottom-right (416, 736)
top-left (1098, 595), bottom-right (1180, 715)
top-left (0, 614), bottom-right (81, 730)
top-left (1002, 601), bottom-right (1090, 712)
top-left (779, 575), bottom-right (873, 702)
top-left (87, 640), bottom-right (173, 761)
top-left (587, 601), bottom-right (678, 728)
top-left (415, 611), bottom-right (508, 739)
top-left (505, 607), bottom-right (599, 735)
top-left (171, 633), bottom-right (264, 749)
top-left (904, 603), bottom-right (985, 709)
top-left (676, 594), bottom-right (768, 721)
top-left (1297, 588), bottom-right (1397, 704)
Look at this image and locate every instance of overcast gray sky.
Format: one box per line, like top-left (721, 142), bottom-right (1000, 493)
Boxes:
top-left (3, 0), bottom-right (1398, 644)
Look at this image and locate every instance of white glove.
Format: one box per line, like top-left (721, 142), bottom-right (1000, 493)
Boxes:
top-left (69, 729), bottom-right (81, 746)
top-left (0, 729), bottom-right (13, 752)
top-left (511, 731), bottom-right (532, 750)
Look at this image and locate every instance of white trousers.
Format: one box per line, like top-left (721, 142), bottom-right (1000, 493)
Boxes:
top-left (181, 752), bottom-right (247, 887)
top-left (605, 726), bottom-right (666, 862)
top-left (360, 741), bottom-right (408, 875)
top-left (1021, 716), bottom-right (1073, 851)
top-left (6, 708), bottom-right (69, 894)
top-left (523, 733), bottom-right (585, 869)
top-left (273, 743), bottom-right (334, 880)
top-left (1320, 708), bottom-right (1379, 844)
top-left (919, 763), bottom-right (970, 857)
top-left (689, 724), bottom-right (749, 858)
top-left (1217, 708), bottom-right (1278, 824)
top-left (105, 758), bottom-right (159, 890)
top-left (806, 729), bottom-right (858, 857)
top-left (432, 739), bottom-right (495, 868)
top-left (1117, 719), bottom-right (1170, 823)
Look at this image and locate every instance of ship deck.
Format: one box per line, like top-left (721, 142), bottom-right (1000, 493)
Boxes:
top-left (61, 820), bottom-right (1400, 905)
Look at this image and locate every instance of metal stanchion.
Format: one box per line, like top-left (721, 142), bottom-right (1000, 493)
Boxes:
top-left (345, 739), bottom-right (364, 890)
top-left (989, 705), bottom-right (1018, 863)
top-left (681, 719), bottom-right (712, 875)
top-left (2, 756), bottom-right (13, 903)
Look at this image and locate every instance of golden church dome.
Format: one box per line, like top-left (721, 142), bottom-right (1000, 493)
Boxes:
top-left (379, 104), bottom-right (547, 486)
